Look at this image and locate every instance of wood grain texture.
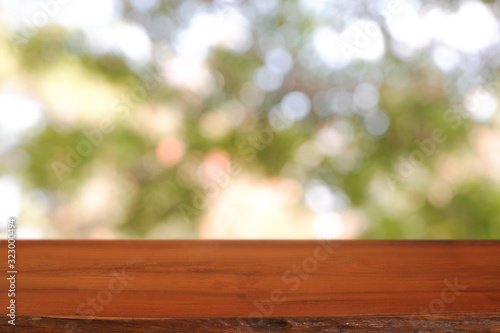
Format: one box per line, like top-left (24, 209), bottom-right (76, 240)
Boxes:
top-left (1, 240), bottom-right (499, 332)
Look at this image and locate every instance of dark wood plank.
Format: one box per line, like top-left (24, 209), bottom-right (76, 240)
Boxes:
top-left (1, 240), bottom-right (499, 332)
top-left (12, 314), bottom-right (500, 332)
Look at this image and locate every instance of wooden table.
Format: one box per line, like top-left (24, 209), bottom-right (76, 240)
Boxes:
top-left (1, 240), bottom-right (499, 332)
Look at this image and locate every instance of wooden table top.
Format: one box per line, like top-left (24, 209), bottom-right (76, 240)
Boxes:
top-left (1, 240), bottom-right (499, 332)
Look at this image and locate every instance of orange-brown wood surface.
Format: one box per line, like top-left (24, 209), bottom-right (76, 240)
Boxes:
top-left (1, 240), bottom-right (499, 332)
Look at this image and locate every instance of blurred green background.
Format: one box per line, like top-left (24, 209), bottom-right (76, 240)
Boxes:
top-left (1, 0), bottom-right (500, 239)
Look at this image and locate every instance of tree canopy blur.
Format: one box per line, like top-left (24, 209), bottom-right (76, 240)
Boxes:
top-left (1, 0), bottom-right (500, 239)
